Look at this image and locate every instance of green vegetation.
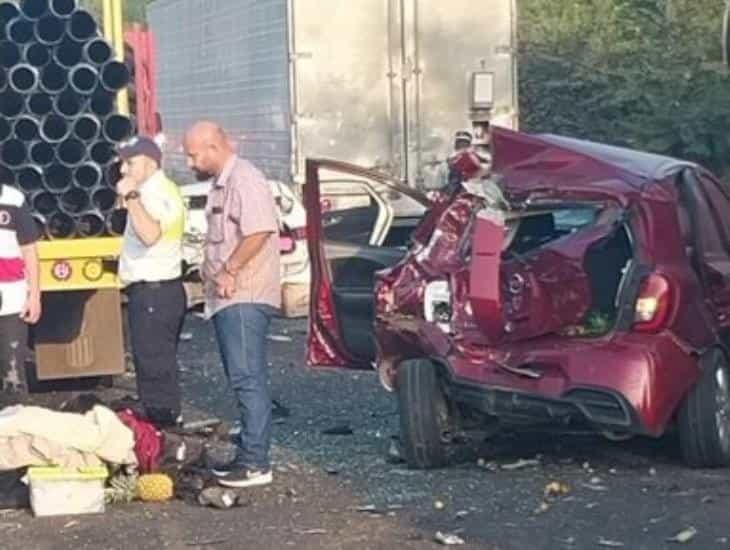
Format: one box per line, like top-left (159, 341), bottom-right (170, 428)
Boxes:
top-left (77, 0), bottom-right (151, 24)
top-left (519, 0), bottom-right (730, 175)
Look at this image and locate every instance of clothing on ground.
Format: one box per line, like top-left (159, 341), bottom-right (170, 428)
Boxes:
top-left (0, 405), bottom-right (137, 470)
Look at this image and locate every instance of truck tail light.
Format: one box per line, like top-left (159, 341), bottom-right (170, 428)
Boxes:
top-left (633, 273), bottom-right (672, 332)
top-left (51, 260), bottom-right (72, 281)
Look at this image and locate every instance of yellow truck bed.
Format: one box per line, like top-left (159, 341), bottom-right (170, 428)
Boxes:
top-left (37, 237), bottom-right (122, 291)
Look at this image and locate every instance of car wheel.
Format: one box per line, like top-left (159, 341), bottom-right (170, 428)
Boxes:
top-left (678, 348), bottom-right (730, 467)
top-left (397, 359), bottom-right (451, 469)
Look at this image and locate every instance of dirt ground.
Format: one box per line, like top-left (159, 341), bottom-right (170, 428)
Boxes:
top-left (4, 315), bottom-right (730, 550)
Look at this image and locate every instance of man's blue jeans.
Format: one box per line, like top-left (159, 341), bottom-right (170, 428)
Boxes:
top-left (212, 303), bottom-right (276, 470)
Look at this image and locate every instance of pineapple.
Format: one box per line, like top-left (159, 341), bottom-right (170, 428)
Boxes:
top-left (136, 473), bottom-right (174, 502)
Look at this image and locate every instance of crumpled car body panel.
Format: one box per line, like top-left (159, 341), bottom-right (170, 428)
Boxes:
top-left (306, 128), bottom-right (724, 437)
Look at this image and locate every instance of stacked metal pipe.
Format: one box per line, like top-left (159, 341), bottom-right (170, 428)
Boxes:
top-left (0, 0), bottom-right (131, 239)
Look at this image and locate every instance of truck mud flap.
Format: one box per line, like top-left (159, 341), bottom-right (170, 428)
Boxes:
top-left (34, 288), bottom-right (125, 379)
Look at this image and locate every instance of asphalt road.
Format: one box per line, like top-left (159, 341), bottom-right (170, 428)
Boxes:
top-left (4, 315), bottom-right (730, 549)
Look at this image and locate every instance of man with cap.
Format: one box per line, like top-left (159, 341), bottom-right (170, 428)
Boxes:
top-left (116, 136), bottom-right (187, 427)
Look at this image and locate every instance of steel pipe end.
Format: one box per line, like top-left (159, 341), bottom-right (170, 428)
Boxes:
top-left (8, 63), bottom-right (39, 93)
top-left (19, 0), bottom-right (50, 21)
top-left (48, 0), bottom-right (75, 18)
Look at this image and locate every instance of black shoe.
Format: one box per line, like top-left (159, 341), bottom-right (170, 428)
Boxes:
top-left (216, 466), bottom-right (272, 488)
top-left (146, 407), bottom-right (182, 428)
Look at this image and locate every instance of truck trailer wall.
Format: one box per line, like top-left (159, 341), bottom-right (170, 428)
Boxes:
top-left (148, 0), bottom-right (292, 184)
top-left (149, 0), bottom-right (517, 188)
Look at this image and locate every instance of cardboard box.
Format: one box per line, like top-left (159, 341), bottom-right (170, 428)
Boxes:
top-left (281, 282), bottom-right (309, 318)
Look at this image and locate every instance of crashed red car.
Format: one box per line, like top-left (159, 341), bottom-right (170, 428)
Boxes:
top-left (305, 127), bottom-right (730, 469)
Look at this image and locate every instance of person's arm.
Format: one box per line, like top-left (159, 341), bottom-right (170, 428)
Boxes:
top-left (19, 243), bottom-right (41, 324)
top-left (215, 232), bottom-right (272, 298)
top-left (214, 173), bottom-right (279, 298)
top-left (15, 201), bottom-right (41, 324)
top-left (125, 194), bottom-right (162, 246)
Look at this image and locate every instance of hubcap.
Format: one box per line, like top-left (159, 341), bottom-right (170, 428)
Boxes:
top-left (715, 365), bottom-right (730, 452)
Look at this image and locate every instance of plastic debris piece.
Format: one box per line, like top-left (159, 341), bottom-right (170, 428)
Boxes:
top-left (435, 532), bottom-right (465, 545)
top-left (500, 458), bottom-right (540, 471)
top-left (544, 481), bottom-right (571, 499)
top-left (267, 334), bottom-right (293, 342)
top-left (597, 537), bottom-right (624, 547)
top-left (197, 487), bottom-right (241, 509)
top-left (667, 527), bottom-right (697, 544)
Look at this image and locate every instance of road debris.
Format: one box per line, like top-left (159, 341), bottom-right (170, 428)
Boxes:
top-left (197, 487), bottom-right (242, 509)
top-left (179, 332), bottom-right (193, 341)
top-left (582, 484), bottom-right (609, 492)
top-left (433, 500), bottom-right (446, 510)
top-left (435, 531), bottom-right (465, 545)
top-left (667, 527), bottom-right (697, 544)
top-left (185, 537), bottom-right (229, 546)
top-left (597, 537), bottom-right (625, 547)
top-left (295, 528), bottom-right (327, 535)
top-left (355, 504), bottom-right (383, 516)
top-left (544, 481), bottom-right (571, 499)
top-left (322, 424), bottom-right (354, 436)
top-left (534, 501), bottom-right (550, 515)
top-left (267, 334), bottom-right (293, 343)
top-left (386, 437), bottom-right (404, 464)
top-left (500, 458), bottom-right (540, 471)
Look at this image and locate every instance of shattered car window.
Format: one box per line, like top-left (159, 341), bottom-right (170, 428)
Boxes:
top-left (505, 207), bottom-right (598, 255)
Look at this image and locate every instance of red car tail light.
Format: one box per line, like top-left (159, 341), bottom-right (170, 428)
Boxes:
top-left (633, 273), bottom-right (672, 332)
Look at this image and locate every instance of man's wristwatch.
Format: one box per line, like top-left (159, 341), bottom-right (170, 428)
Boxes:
top-left (124, 190), bottom-right (141, 201)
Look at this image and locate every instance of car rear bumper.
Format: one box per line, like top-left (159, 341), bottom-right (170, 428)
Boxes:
top-left (381, 323), bottom-right (701, 436)
top-left (446, 333), bottom-right (700, 436)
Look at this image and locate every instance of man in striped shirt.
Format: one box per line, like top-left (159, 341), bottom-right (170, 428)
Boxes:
top-left (0, 181), bottom-right (41, 396)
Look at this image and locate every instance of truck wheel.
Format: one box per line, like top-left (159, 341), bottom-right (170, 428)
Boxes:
top-left (678, 349), bottom-right (730, 467)
top-left (397, 359), bottom-right (451, 469)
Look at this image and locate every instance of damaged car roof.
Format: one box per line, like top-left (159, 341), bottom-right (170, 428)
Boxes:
top-left (491, 127), bottom-right (696, 190)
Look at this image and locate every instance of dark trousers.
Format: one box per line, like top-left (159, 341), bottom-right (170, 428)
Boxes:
top-left (0, 314), bottom-right (27, 394)
top-left (126, 279), bottom-right (186, 420)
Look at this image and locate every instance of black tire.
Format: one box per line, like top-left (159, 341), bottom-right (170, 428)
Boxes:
top-left (678, 348), bottom-right (730, 467)
top-left (397, 359), bottom-right (451, 469)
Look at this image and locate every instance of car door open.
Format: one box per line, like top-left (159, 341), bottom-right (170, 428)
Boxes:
top-left (304, 159), bottom-right (429, 368)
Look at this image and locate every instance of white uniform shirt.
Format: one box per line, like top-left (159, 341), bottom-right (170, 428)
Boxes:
top-left (118, 171), bottom-right (186, 284)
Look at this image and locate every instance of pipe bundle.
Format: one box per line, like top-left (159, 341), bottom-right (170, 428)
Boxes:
top-left (1, 0), bottom-right (132, 238)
